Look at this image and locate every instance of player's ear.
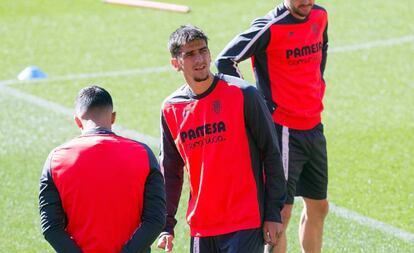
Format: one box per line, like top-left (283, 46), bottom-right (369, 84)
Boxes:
top-left (171, 58), bottom-right (182, 72)
top-left (74, 115), bottom-right (83, 130)
top-left (111, 111), bottom-right (116, 124)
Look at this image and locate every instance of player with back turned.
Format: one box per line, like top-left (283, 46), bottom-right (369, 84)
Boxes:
top-left (39, 85), bottom-right (166, 253)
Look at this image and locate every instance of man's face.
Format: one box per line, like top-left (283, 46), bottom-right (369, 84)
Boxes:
top-left (286, 0), bottom-right (315, 19)
top-left (173, 39), bottom-right (211, 83)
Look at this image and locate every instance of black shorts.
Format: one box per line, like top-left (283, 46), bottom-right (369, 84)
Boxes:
top-left (190, 228), bottom-right (263, 253)
top-left (275, 123), bottom-right (328, 204)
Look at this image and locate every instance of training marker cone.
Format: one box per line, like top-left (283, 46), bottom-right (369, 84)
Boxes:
top-left (17, 66), bottom-right (47, 81)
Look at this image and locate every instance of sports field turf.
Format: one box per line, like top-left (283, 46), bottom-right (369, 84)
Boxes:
top-left (1, 0), bottom-right (413, 252)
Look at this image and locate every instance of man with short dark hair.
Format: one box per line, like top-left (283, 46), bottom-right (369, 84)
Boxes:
top-left (216, 1), bottom-right (329, 252)
top-left (157, 25), bottom-right (286, 253)
top-left (39, 85), bottom-right (166, 253)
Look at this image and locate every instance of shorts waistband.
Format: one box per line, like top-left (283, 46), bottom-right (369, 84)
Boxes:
top-left (275, 123), bottom-right (323, 133)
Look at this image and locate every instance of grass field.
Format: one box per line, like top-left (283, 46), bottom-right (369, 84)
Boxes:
top-left (1, 0), bottom-right (413, 252)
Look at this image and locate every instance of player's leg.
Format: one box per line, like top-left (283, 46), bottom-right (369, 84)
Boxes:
top-left (299, 198), bottom-right (328, 253)
top-left (295, 123), bottom-right (329, 253)
top-left (272, 124), bottom-right (308, 253)
top-left (216, 228), bottom-right (263, 253)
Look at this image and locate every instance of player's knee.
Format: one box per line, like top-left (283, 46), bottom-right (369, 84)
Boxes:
top-left (317, 200), bottom-right (329, 219)
top-left (305, 199), bottom-right (329, 220)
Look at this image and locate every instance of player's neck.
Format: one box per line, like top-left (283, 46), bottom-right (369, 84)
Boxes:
top-left (186, 73), bottom-right (215, 95)
top-left (81, 120), bottom-right (112, 133)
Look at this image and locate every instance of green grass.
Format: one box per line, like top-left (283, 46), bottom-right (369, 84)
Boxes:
top-left (326, 43), bottom-right (414, 232)
top-left (0, 92), bottom-right (77, 252)
top-left (1, 0), bottom-right (413, 252)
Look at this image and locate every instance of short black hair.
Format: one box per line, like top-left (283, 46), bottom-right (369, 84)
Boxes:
top-left (75, 85), bottom-right (113, 116)
top-left (168, 25), bottom-right (209, 57)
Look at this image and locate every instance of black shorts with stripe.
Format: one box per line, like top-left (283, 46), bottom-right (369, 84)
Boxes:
top-left (275, 123), bottom-right (328, 204)
top-left (190, 228), bottom-right (263, 253)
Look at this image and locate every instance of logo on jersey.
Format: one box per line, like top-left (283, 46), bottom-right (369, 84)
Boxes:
top-left (285, 41), bottom-right (323, 65)
top-left (286, 42), bottom-right (323, 59)
top-left (311, 24), bottom-right (319, 35)
top-left (212, 100), bottom-right (221, 114)
top-left (179, 121), bottom-right (227, 150)
top-left (180, 121), bottom-right (226, 143)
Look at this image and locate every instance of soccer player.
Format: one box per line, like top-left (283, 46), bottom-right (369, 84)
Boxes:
top-left (39, 85), bottom-right (166, 253)
top-left (216, 1), bottom-right (329, 252)
top-left (157, 25), bottom-right (286, 253)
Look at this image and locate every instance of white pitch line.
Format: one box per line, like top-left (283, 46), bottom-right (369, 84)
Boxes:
top-left (0, 84), bottom-right (159, 147)
top-left (330, 35), bottom-right (414, 53)
top-left (0, 65), bottom-right (171, 87)
top-left (329, 203), bottom-right (414, 243)
top-left (0, 35), bottom-right (413, 87)
top-left (3, 82), bottom-right (414, 245)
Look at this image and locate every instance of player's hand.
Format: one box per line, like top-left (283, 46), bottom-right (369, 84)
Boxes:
top-left (263, 221), bottom-right (284, 246)
top-left (157, 233), bottom-right (174, 252)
